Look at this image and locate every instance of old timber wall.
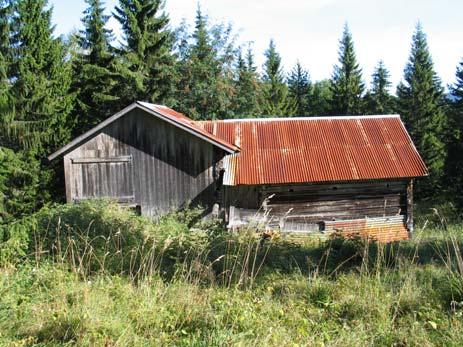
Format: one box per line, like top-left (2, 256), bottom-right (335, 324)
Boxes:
top-left (224, 180), bottom-right (412, 242)
top-left (64, 108), bottom-right (226, 217)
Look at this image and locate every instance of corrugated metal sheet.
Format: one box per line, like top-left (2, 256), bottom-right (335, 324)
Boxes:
top-left (197, 115), bottom-right (428, 186)
top-left (325, 216), bottom-right (409, 243)
top-left (137, 102), bottom-right (240, 153)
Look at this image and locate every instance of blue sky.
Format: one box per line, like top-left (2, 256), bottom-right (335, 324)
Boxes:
top-left (50, 0), bottom-right (463, 89)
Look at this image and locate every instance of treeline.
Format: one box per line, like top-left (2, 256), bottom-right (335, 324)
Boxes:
top-left (0, 0), bottom-right (462, 224)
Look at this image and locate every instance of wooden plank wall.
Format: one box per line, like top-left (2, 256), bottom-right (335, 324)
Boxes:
top-left (225, 180), bottom-right (411, 241)
top-left (64, 108), bottom-right (226, 217)
top-left (263, 180), bottom-right (408, 222)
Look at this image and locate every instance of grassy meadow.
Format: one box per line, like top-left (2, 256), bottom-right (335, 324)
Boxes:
top-left (1, 201), bottom-right (463, 346)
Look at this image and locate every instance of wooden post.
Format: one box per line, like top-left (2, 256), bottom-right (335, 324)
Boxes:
top-left (406, 179), bottom-right (414, 235)
top-left (212, 203), bottom-right (220, 219)
top-left (63, 155), bottom-right (73, 203)
top-left (228, 205), bottom-right (235, 231)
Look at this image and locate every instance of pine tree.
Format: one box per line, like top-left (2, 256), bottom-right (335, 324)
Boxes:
top-left (261, 39), bottom-right (295, 116)
top-left (113, 0), bottom-right (175, 104)
top-left (446, 59), bottom-right (463, 207)
top-left (364, 60), bottom-right (394, 114)
top-left (330, 24), bottom-right (364, 115)
top-left (232, 47), bottom-right (260, 117)
top-left (175, 6), bottom-right (235, 120)
top-left (8, 0), bottom-right (74, 155)
top-left (396, 23), bottom-right (447, 195)
top-left (72, 0), bottom-right (119, 132)
top-left (287, 61), bottom-right (311, 116)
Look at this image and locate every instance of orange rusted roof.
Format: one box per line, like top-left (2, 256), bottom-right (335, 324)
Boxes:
top-left (197, 115), bottom-right (428, 185)
top-left (138, 102), bottom-right (240, 153)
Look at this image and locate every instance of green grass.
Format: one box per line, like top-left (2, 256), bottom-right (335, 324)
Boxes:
top-left (1, 201), bottom-right (463, 346)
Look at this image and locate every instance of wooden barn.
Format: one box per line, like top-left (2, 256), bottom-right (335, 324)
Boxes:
top-left (49, 102), bottom-right (428, 242)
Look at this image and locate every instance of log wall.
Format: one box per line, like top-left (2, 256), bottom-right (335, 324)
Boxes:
top-left (225, 180), bottom-right (411, 242)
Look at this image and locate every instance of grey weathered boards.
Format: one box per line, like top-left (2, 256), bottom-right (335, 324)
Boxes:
top-left (50, 102), bottom-right (428, 242)
top-left (63, 108), bottom-right (227, 217)
top-left (224, 180), bottom-right (413, 238)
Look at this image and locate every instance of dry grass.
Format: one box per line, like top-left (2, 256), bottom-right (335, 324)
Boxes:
top-left (1, 200), bottom-right (463, 346)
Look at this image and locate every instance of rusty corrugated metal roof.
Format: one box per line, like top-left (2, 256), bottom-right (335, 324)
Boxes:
top-left (139, 102), bottom-right (240, 153)
top-left (197, 115), bottom-right (428, 185)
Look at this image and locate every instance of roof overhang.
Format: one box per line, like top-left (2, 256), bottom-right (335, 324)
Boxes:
top-left (48, 102), bottom-right (238, 161)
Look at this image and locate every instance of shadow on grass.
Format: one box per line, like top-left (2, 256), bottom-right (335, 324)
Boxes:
top-left (3, 200), bottom-right (462, 290)
top-left (244, 233), bottom-right (463, 277)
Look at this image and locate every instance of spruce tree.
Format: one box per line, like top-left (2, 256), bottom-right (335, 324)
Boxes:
top-left (261, 39), bottom-right (295, 116)
top-left (446, 59), bottom-right (463, 207)
top-left (232, 47), bottom-right (260, 117)
top-left (287, 61), bottom-right (311, 116)
top-left (0, 3), bottom-right (42, 218)
top-left (364, 60), bottom-right (394, 114)
top-left (8, 0), bottom-right (74, 155)
top-left (396, 23), bottom-right (447, 195)
top-left (0, 0), bottom-right (12, 126)
top-left (72, 0), bottom-right (119, 132)
top-left (0, 147), bottom-right (41, 223)
top-left (113, 0), bottom-right (175, 104)
top-left (330, 24), bottom-right (364, 115)
top-left (0, 0), bottom-right (9, 72)
top-left (175, 6), bottom-right (235, 120)
top-left (309, 79), bottom-right (332, 116)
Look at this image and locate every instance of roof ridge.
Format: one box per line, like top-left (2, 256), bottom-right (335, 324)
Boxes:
top-left (196, 114), bottom-right (401, 123)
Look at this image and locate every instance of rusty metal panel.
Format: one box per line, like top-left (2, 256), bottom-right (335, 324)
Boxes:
top-left (325, 216), bottom-right (409, 243)
top-left (197, 115), bottom-right (428, 186)
top-left (140, 103), bottom-right (239, 153)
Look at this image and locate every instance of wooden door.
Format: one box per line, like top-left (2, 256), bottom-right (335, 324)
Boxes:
top-left (71, 155), bottom-right (135, 204)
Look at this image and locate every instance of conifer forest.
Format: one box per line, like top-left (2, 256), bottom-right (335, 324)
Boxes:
top-left (1, 1), bottom-right (463, 345)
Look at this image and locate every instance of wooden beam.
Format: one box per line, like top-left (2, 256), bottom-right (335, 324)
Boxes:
top-left (73, 196), bottom-right (136, 204)
top-left (406, 179), bottom-right (414, 234)
top-left (71, 155), bottom-right (132, 164)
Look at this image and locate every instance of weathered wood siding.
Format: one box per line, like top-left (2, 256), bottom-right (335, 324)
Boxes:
top-left (225, 180), bottom-right (411, 241)
top-left (64, 108), bottom-right (225, 217)
top-left (263, 180), bottom-right (408, 223)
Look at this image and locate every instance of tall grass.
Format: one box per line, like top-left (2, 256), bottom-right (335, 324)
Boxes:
top-left (1, 200), bottom-right (463, 346)
top-left (1, 201), bottom-right (282, 287)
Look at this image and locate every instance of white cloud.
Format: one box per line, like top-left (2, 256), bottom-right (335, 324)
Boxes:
top-left (163, 0), bottom-right (459, 88)
top-left (51, 0), bottom-right (463, 88)
top-left (106, 16), bottom-right (123, 43)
